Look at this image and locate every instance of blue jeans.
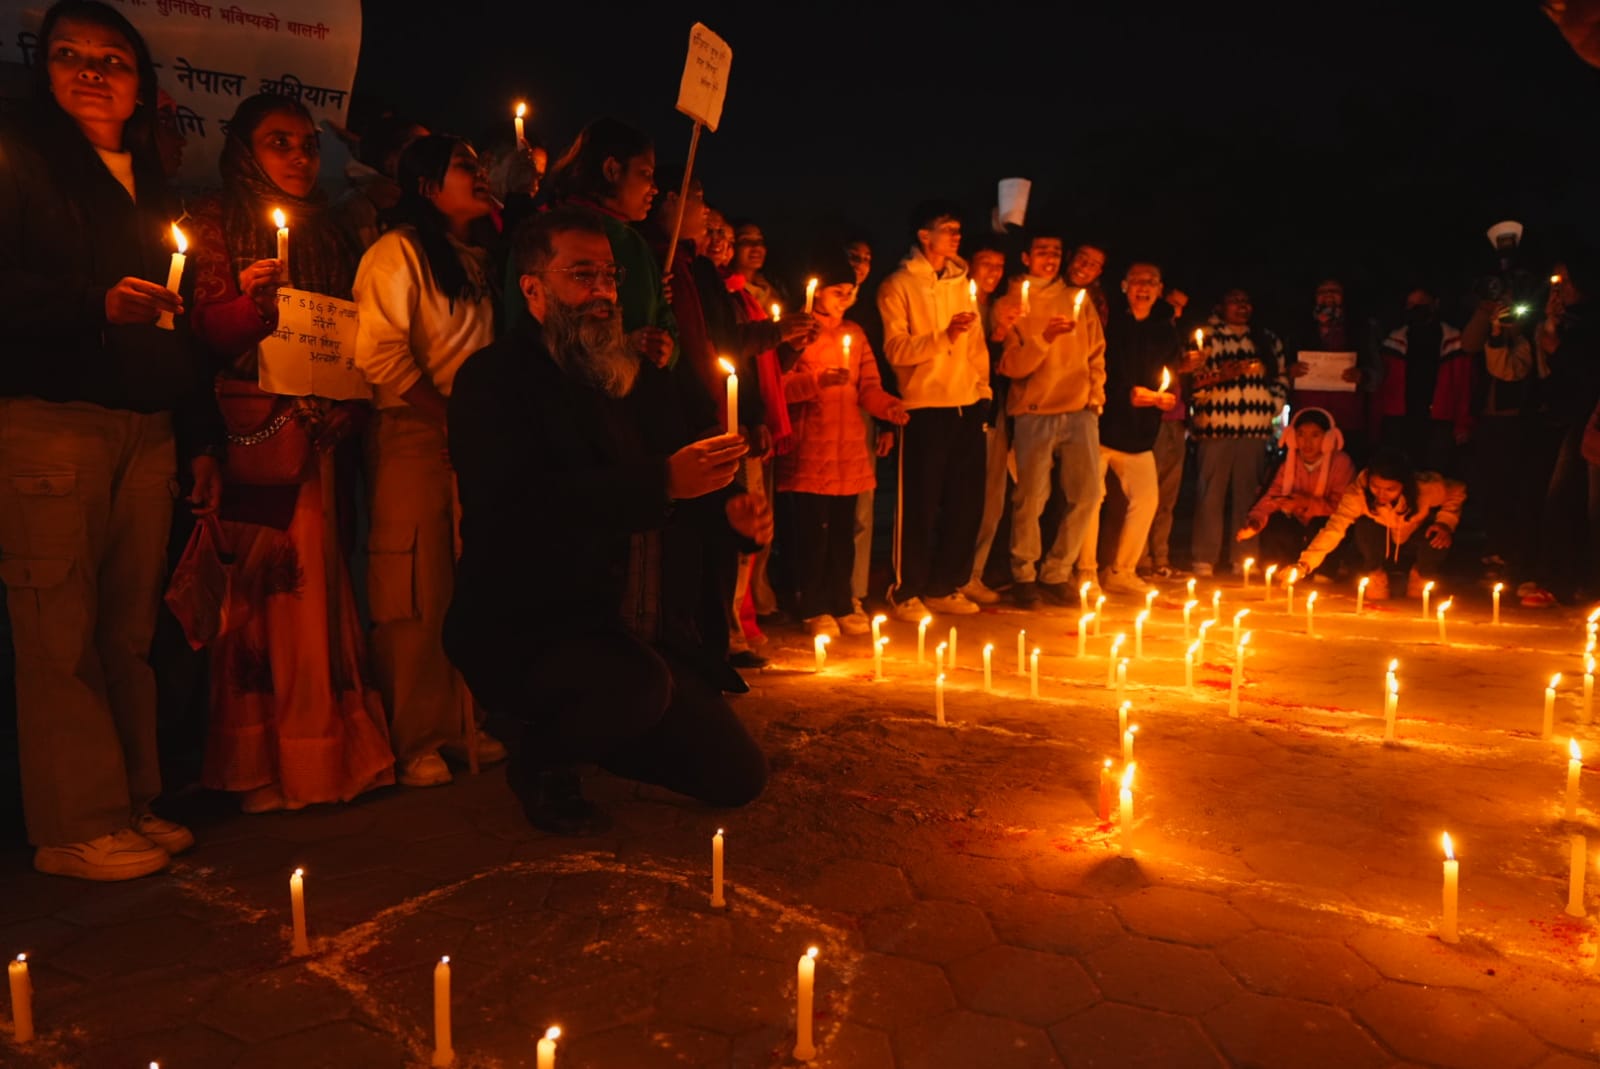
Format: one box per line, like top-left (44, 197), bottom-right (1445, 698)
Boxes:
top-left (1009, 409), bottom-right (1102, 585)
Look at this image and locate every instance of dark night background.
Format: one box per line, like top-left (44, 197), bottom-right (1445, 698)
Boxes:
top-left (355, 1), bottom-right (1600, 330)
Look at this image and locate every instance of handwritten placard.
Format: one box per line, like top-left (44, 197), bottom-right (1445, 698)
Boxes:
top-left (675, 22), bottom-right (731, 132)
top-left (258, 287), bottom-right (370, 400)
top-left (1294, 350), bottom-right (1359, 393)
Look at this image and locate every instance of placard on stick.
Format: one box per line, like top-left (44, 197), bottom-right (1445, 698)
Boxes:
top-left (676, 22), bottom-right (731, 132)
top-left (257, 288), bottom-right (371, 400)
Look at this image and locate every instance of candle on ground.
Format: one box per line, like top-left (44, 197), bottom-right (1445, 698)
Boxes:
top-left (1030, 649), bottom-right (1040, 699)
top-left (1545, 674), bottom-right (1563, 742)
top-left (814, 634), bottom-right (829, 673)
top-left (1229, 631), bottom-right (1252, 718)
top-left (1284, 569), bottom-right (1298, 613)
top-left (1492, 582), bottom-right (1503, 625)
top-left (1078, 614), bottom-right (1094, 658)
top-left (432, 957), bottom-right (453, 1067)
top-left (1094, 596), bottom-right (1106, 635)
top-left (935, 673), bottom-right (946, 726)
top-left (1242, 557), bottom-right (1255, 590)
top-left (1262, 564), bottom-right (1277, 602)
top-left (1211, 588), bottom-right (1222, 623)
top-left (1421, 580), bottom-right (1435, 620)
top-left (1357, 575), bottom-right (1369, 615)
top-left (1017, 628), bottom-right (1026, 675)
top-left (156, 223), bottom-right (188, 330)
top-left (711, 830), bottom-right (726, 907)
top-left (1187, 577), bottom-right (1197, 601)
top-left (1183, 599), bottom-right (1198, 641)
top-left (870, 613), bottom-right (886, 647)
top-left (1197, 619), bottom-right (1215, 663)
top-left (804, 277), bottom-right (819, 314)
top-left (935, 641), bottom-right (946, 678)
top-left (1079, 581), bottom-right (1093, 612)
top-left (1106, 635), bottom-right (1125, 687)
top-left (983, 643), bottom-right (993, 691)
top-left (1144, 588), bottom-right (1158, 616)
top-left (918, 616), bottom-right (932, 665)
top-left (794, 948), bottom-right (818, 1062)
top-left (1568, 835), bottom-right (1587, 918)
top-left (1115, 658), bottom-right (1128, 707)
top-left (1441, 833), bottom-right (1460, 944)
top-left (1118, 699), bottom-right (1131, 738)
top-left (1134, 610), bottom-right (1149, 659)
top-left (1567, 739), bottom-right (1584, 820)
top-left (1185, 641), bottom-right (1199, 694)
top-left (717, 357), bottom-right (739, 435)
top-left (1384, 674), bottom-right (1399, 742)
top-left (513, 101), bottom-right (527, 145)
top-left (1098, 759), bottom-right (1113, 822)
top-left (1306, 590), bottom-right (1318, 636)
top-left (1122, 724), bottom-right (1138, 763)
top-left (1436, 598), bottom-right (1452, 644)
top-left (1232, 608), bottom-right (1250, 646)
top-left (874, 637), bottom-right (888, 682)
top-left (537, 1026), bottom-right (560, 1069)
top-left (8, 954), bottom-right (32, 1044)
top-left (1586, 657), bottom-right (1596, 724)
top-left (1118, 763), bottom-right (1137, 859)
top-left (948, 625), bottom-right (958, 667)
top-left (290, 867), bottom-right (309, 955)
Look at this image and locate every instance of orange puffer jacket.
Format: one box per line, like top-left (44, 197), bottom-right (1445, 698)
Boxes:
top-left (775, 319), bottom-right (901, 497)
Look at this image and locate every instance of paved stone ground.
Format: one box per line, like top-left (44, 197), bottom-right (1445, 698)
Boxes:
top-left (4, 575), bottom-right (1600, 1068)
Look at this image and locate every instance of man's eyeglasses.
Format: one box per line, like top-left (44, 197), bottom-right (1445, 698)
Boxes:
top-left (544, 265), bottom-right (625, 288)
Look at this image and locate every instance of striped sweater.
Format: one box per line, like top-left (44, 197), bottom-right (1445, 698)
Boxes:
top-left (1189, 323), bottom-right (1290, 439)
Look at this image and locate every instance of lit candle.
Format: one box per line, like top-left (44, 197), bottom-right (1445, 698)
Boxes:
top-left (982, 643), bottom-right (993, 691)
top-left (537, 1025), bottom-right (560, 1069)
top-left (874, 636), bottom-right (888, 682)
top-left (935, 641), bottom-right (946, 678)
top-left (1030, 649), bottom-right (1040, 699)
top-left (1094, 596), bottom-right (1105, 635)
top-left (156, 223), bottom-right (188, 331)
top-left (1020, 279), bottom-right (1031, 316)
top-left (1080, 581), bottom-right (1093, 612)
top-left (794, 948), bottom-right (818, 1062)
top-left (1241, 557), bottom-right (1255, 590)
top-left (968, 278), bottom-right (978, 309)
top-left (1144, 588), bottom-right (1158, 616)
top-left (1183, 599), bottom-right (1198, 641)
top-left (290, 867), bottom-right (309, 955)
top-left (432, 956), bottom-right (453, 1067)
top-left (1197, 619), bottom-right (1215, 663)
top-left (1186, 577), bottom-right (1197, 601)
top-left (1078, 613), bottom-right (1094, 658)
top-left (1568, 835), bottom-right (1587, 918)
top-left (1115, 657), bottom-right (1128, 707)
top-left (718, 357), bottom-right (739, 435)
top-left (1211, 588), bottom-right (1223, 622)
top-left (948, 625), bottom-right (958, 667)
top-left (1586, 657), bottom-right (1595, 725)
top-left (841, 333), bottom-right (852, 369)
top-left (1192, 327), bottom-right (1205, 352)
top-left (1159, 367), bottom-right (1172, 395)
top-left (1492, 582), bottom-right (1503, 626)
top-left (1134, 610), bottom-right (1149, 659)
top-left (1435, 598), bottom-right (1452, 645)
top-left (1098, 759), bottom-right (1113, 822)
top-left (804, 277), bottom-right (819, 314)
top-left (1284, 569), bottom-right (1298, 614)
top-left (1384, 670), bottom-right (1399, 743)
top-left (1262, 564), bottom-right (1277, 602)
top-left (1306, 590), bottom-right (1318, 636)
top-left (1118, 699), bottom-right (1130, 738)
top-left (814, 634), bottom-right (829, 674)
top-left (770, 302), bottom-right (782, 323)
top-left (8, 954), bottom-right (32, 1044)
top-left (919, 616), bottom-right (932, 665)
top-left (513, 101), bottom-right (527, 146)
top-left (1567, 739), bottom-right (1584, 821)
top-left (1357, 576), bottom-right (1369, 615)
top-left (1073, 288), bottom-right (1086, 316)
top-left (1230, 631), bottom-right (1251, 718)
top-left (1185, 640), bottom-right (1199, 694)
top-left (1017, 628), bottom-right (1026, 676)
top-left (870, 613), bottom-right (886, 647)
top-left (1232, 608), bottom-right (1250, 646)
top-left (1440, 833), bottom-right (1459, 944)
top-left (1118, 763), bottom-right (1137, 859)
top-left (1106, 634), bottom-right (1125, 687)
top-left (935, 673), bottom-right (946, 726)
top-left (273, 208), bottom-right (289, 281)
top-left (1546, 674), bottom-right (1563, 742)
top-left (1421, 580), bottom-right (1435, 621)
top-left (1122, 723), bottom-right (1138, 764)
top-left (711, 829), bottom-right (726, 908)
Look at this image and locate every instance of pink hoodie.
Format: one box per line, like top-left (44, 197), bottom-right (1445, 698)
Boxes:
top-left (1245, 408), bottom-right (1356, 530)
top-left (775, 318), bottom-right (900, 497)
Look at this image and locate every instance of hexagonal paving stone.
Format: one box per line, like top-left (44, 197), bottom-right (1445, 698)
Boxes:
top-left (1085, 936), bottom-right (1241, 1015)
top-left (586, 910), bottom-right (733, 974)
top-left (1050, 1002), bottom-right (1225, 1068)
top-left (656, 954), bottom-right (791, 1036)
top-left (842, 952), bottom-right (957, 1033)
top-left (229, 1018), bottom-right (411, 1069)
top-left (563, 1022), bottom-right (732, 1067)
top-left (895, 1009), bottom-right (1064, 1069)
top-left (1228, 892), bottom-right (1365, 942)
top-left (309, 867), bottom-right (444, 930)
top-left (946, 944), bottom-right (1098, 1027)
top-left (1115, 886), bottom-right (1255, 947)
top-left (1216, 930), bottom-right (1379, 1004)
top-left (198, 965), bottom-right (352, 1044)
top-left (1489, 969), bottom-right (1600, 1054)
top-left (807, 1019), bottom-right (895, 1068)
top-left (862, 899), bottom-right (996, 963)
top-left (798, 859), bottom-right (914, 915)
top-left (426, 868), bottom-right (553, 921)
top-left (545, 869), bottom-right (673, 917)
top-left (1346, 927), bottom-right (1504, 992)
top-left (1203, 992), bottom-right (1388, 1069)
top-left (54, 969), bottom-right (223, 1044)
top-left (50, 913), bottom-right (213, 982)
top-left (389, 830), bottom-right (514, 883)
top-left (341, 911), bottom-right (472, 978)
top-left (511, 963), bottom-right (658, 1038)
top-left (1353, 982), bottom-right (1547, 1069)
top-left (80, 1022), bottom-right (242, 1069)
top-left (986, 890), bottom-right (1125, 956)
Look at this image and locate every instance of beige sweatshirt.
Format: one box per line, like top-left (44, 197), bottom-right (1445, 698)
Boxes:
top-left (998, 276), bottom-right (1106, 416)
top-left (876, 247), bottom-right (991, 411)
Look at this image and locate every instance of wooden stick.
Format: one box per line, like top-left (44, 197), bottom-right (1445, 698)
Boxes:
top-left (661, 120), bottom-right (703, 275)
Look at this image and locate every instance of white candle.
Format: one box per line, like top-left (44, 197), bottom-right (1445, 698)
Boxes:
top-left (1115, 658), bottom-right (1128, 707)
top-left (948, 626), bottom-right (958, 667)
top-left (1242, 557), bottom-right (1255, 590)
top-left (1231, 608), bottom-right (1250, 646)
top-left (1144, 588), bottom-right (1158, 615)
top-left (1384, 673), bottom-right (1399, 743)
top-left (8, 954), bottom-right (32, 1044)
top-left (156, 223), bottom-right (188, 331)
top-left (1118, 763), bottom-right (1136, 859)
top-left (1020, 279), bottom-right (1031, 316)
top-left (432, 957), bottom-right (453, 1067)
top-left (1098, 758), bottom-right (1114, 822)
top-left (1230, 631), bottom-right (1251, 718)
top-left (804, 277), bottom-right (819, 314)
top-left (718, 357), bottom-right (739, 435)
top-left (1118, 699), bottom-right (1130, 738)
top-left (1441, 833), bottom-right (1459, 944)
top-left (1158, 366), bottom-right (1172, 395)
top-left (1106, 635), bottom-right (1125, 688)
top-left (1284, 570), bottom-right (1298, 614)
top-left (814, 634), bottom-right (829, 674)
top-left (1193, 327), bottom-right (1205, 352)
top-left (1122, 724), bottom-right (1137, 764)
top-left (1546, 674), bottom-right (1563, 742)
top-left (1197, 619), bottom-right (1214, 663)
top-left (1306, 591), bottom-right (1318, 636)
top-left (1073, 288), bottom-right (1086, 316)
top-left (770, 302), bottom-right (783, 323)
top-left (1586, 657), bottom-right (1595, 725)
top-left (711, 829), bottom-right (726, 908)
top-left (1185, 641), bottom-right (1199, 694)
top-left (290, 867), bottom-right (309, 955)
top-left (513, 101), bottom-right (527, 146)
top-left (1094, 596), bottom-right (1105, 635)
top-left (935, 673), bottom-right (946, 726)
top-left (1357, 576), bottom-right (1369, 615)
top-left (1078, 614), bottom-right (1094, 658)
top-left (537, 1026), bottom-right (560, 1069)
top-left (1183, 599), bottom-right (1198, 641)
top-left (1435, 598), bottom-right (1452, 645)
top-left (794, 948), bottom-right (818, 1062)
top-left (982, 643), bottom-right (993, 691)
top-left (1186, 577), bottom-right (1197, 601)
top-left (968, 278), bottom-right (977, 309)
top-left (1030, 649), bottom-right (1040, 699)
top-left (1017, 628), bottom-right (1026, 676)
top-left (267, 205), bottom-right (291, 285)
top-left (874, 637), bottom-right (888, 682)
top-left (1134, 610), bottom-right (1149, 659)
top-left (870, 614), bottom-right (886, 647)
top-left (1421, 580), bottom-right (1435, 620)
top-left (1079, 581), bottom-right (1093, 612)
top-left (1492, 582), bottom-right (1503, 626)
top-left (935, 641), bottom-right (946, 678)
top-left (1262, 565), bottom-right (1276, 602)
top-left (1568, 834), bottom-right (1587, 918)
top-left (1567, 739), bottom-right (1583, 821)
top-left (919, 616), bottom-right (932, 665)
top-left (1211, 588), bottom-right (1223, 622)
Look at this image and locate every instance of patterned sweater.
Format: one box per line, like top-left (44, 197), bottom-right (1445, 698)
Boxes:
top-left (1189, 323), bottom-right (1290, 439)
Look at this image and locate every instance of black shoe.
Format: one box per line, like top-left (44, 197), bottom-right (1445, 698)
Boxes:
top-left (1039, 581), bottom-right (1074, 606)
top-left (729, 649), bottom-right (769, 670)
top-left (525, 768), bottom-right (613, 837)
top-left (1013, 581), bottom-right (1041, 608)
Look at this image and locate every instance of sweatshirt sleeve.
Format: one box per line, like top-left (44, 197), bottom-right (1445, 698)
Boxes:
top-left (1485, 333), bottom-right (1533, 380)
top-left (1085, 304), bottom-right (1107, 409)
top-left (998, 325), bottom-right (1049, 380)
top-left (856, 338), bottom-right (898, 420)
top-left (1428, 477), bottom-right (1467, 530)
top-left (352, 233), bottom-right (426, 398)
top-left (1300, 481), bottom-right (1365, 572)
top-left (878, 272), bottom-right (951, 368)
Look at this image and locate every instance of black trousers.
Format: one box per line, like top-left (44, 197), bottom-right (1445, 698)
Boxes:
top-left (894, 405), bottom-right (987, 601)
top-left (776, 491), bottom-right (856, 620)
top-left (463, 631), bottom-right (767, 809)
top-left (1258, 512), bottom-right (1328, 567)
top-left (1349, 514), bottom-right (1449, 577)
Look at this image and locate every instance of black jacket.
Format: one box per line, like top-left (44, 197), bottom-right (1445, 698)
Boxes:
top-left (0, 104), bottom-right (220, 455)
top-left (1100, 306), bottom-right (1183, 454)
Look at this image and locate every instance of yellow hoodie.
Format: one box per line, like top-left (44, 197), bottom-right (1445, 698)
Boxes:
top-left (998, 276), bottom-right (1106, 417)
top-left (876, 247), bottom-right (991, 411)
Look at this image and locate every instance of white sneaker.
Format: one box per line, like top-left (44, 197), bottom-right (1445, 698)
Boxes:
top-left (1101, 570), bottom-right (1154, 596)
top-left (35, 829), bottom-right (170, 881)
top-left (399, 751), bottom-right (453, 788)
top-left (805, 614), bottom-right (841, 638)
top-left (891, 596), bottom-right (930, 623)
top-left (134, 811), bottom-right (195, 854)
top-left (838, 609), bottom-right (872, 636)
top-left (1192, 562), bottom-right (1215, 578)
top-left (959, 579), bottom-right (1002, 605)
top-left (923, 592), bottom-right (981, 615)
top-left (443, 730), bottom-right (508, 766)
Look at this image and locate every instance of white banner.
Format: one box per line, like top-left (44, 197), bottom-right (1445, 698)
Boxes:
top-left (0, 0), bottom-right (361, 190)
top-left (1294, 350), bottom-right (1359, 393)
top-left (257, 287), bottom-right (370, 401)
top-left (675, 22), bottom-right (730, 132)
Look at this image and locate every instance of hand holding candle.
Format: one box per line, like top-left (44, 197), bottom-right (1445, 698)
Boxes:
top-left (804, 277), bottom-right (819, 314)
top-left (770, 302), bottom-right (782, 323)
top-left (841, 332), bottom-right (852, 369)
top-left (513, 101), bottom-right (527, 146)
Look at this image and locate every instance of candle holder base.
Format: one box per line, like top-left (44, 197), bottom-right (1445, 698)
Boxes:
top-left (793, 1044), bottom-right (816, 1062)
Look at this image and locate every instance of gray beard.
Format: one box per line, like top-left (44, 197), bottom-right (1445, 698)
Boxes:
top-left (546, 297), bottom-right (640, 398)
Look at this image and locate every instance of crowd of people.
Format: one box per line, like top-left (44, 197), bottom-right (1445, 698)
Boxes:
top-left (4, 0), bottom-right (1599, 882)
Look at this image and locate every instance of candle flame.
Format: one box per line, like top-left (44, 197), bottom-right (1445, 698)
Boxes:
top-left (1437, 598), bottom-right (1452, 614)
top-left (1553, 673), bottom-right (1564, 689)
top-left (1360, 576), bottom-right (1370, 590)
top-left (815, 634), bottom-right (829, 648)
top-left (1264, 565), bottom-right (1276, 580)
top-left (170, 222), bottom-right (188, 254)
top-left (1442, 832), bottom-right (1454, 860)
top-left (968, 279), bottom-right (977, 301)
top-left (1119, 656), bottom-right (1129, 668)
top-left (878, 636), bottom-right (889, 648)
top-left (806, 277), bottom-right (819, 295)
top-left (15, 954), bottom-right (24, 963)
top-left (1187, 641), bottom-right (1200, 657)
top-left (1243, 557), bottom-right (1255, 570)
top-left (1287, 569), bottom-right (1298, 584)
top-left (937, 672), bottom-right (945, 684)
top-left (1128, 724), bottom-right (1139, 736)
top-left (806, 946), bottom-right (819, 959)
top-left (873, 614), bottom-right (887, 626)
top-left (1388, 659), bottom-right (1399, 673)
top-left (272, 208), bottom-right (286, 230)
top-left (1423, 580), bottom-right (1435, 594)
top-left (770, 302), bottom-right (782, 322)
top-left (1588, 655), bottom-right (1595, 675)
top-left (1199, 619), bottom-right (1214, 634)
top-left (1095, 595), bottom-right (1105, 610)
top-left (1104, 758), bottom-right (1112, 769)
top-left (1074, 289), bottom-right (1085, 310)
top-left (515, 102), bottom-right (527, 119)
top-left (1185, 599), bottom-right (1198, 612)
top-left (1493, 581), bottom-right (1504, 594)
top-left (442, 955), bottom-right (450, 964)
top-left (1122, 762), bottom-right (1137, 790)
top-left (1307, 591), bottom-right (1318, 605)
top-left (936, 642), bottom-right (946, 655)
top-left (1240, 630), bottom-right (1253, 648)
top-left (1081, 612), bottom-right (1096, 627)
top-left (921, 615), bottom-right (933, 627)
top-left (545, 1026), bottom-right (561, 1041)
top-left (717, 356), bottom-right (736, 376)
top-left (842, 334), bottom-right (852, 354)
top-left (1571, 738), bottom-right (1583, 762)
top-left (1120, 700), bottom-right (1131, 713)
top-left (1234, 609), bottom-right (1250, 623)
top-left (293, 867), bottom-right (304, 877)
top-left (1587, 606), bottom-right (1600, 623)
top-left (1193, 328), bottom-right (1204, 348)
top-left (1159, 367), bottom-right (1172, 392)
top-left (1111, 634), bottom-right (1125, 651)
top-left (1080, 581), bottom-right (1092, 597)
top-left (1388, 676), bottom-right (1399, 695)
top-left (1021, 280), bottom-right (1031, 300)
top-left (1553, 273), bottom-right (1563, 285)
top-left (1032, 647), bottom-right (1040, 657)
top-left (983, 642), bottom-right (994, 653)
top-left (1136, 610), bottom-right (1149, 624)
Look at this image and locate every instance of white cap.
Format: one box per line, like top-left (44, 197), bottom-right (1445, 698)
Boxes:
top-left (1487, 219), bottom-right (1523, 250)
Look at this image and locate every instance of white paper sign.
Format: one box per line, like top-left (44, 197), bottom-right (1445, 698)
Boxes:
top-left (0, 0), bottom-right (361, 191)
top-left (258, 287), bottom-right (369, 400)
top-left (675, 22), bottom-right (731, 132)
top-left (997, 177), bottom-right (1031, 228)
top-left (1295, 350), bottom-right (1359, 393)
